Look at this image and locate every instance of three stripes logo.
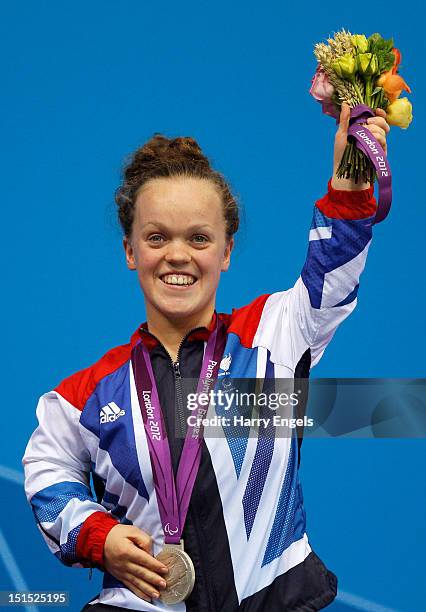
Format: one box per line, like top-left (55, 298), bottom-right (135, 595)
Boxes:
top-left (100, 402), bottom-right (126, 424)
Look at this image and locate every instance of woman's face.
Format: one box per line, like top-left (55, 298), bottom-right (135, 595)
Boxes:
top-left (124, 176), bottom-right (233, 329)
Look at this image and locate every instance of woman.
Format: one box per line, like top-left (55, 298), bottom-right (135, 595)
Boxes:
top-left (23, 103), bottom-right (390, 611)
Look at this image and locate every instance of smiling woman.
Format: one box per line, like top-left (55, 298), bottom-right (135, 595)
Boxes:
top-left (23, 122), bottom-right (390, 611)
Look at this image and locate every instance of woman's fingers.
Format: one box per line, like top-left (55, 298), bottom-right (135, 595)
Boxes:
top-left (122, 575), bottom-right (159, 602)
top-left (127, 560), bottom-right (168, 590)
top-left (109, 549), bottom-right (169, 589)
top-left (367, 116), bottom-right (390, 133)
top-left (104, 525), bottom-right (168, 573)
top-left (364, 124), bottom-right (387, 153)
top-left (127, 528), bottom-right (154, 553)
top-left (375, 107), bottom-right (387, 119)
top-left (366, 125), bottom-right (386, 139)
top-left (127, 548), bottom-right (169, 576)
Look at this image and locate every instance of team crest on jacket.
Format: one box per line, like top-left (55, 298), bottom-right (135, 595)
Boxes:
top-left (219, 353), bottom-right (232, 375)
top-left (99, 402), bottom-right (125, 424)
top-left (219, 353), bottom-right (233, 389)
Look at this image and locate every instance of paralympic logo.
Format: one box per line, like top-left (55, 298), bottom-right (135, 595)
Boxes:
top-left (164, 522), bottom-right (179, 536)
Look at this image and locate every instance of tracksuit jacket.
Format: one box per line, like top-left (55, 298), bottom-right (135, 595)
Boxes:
top-left (23, 180), bottom-right (379, 611)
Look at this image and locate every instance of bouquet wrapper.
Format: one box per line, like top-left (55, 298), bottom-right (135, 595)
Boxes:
top-left (348, 105), bottom-right (392, 224)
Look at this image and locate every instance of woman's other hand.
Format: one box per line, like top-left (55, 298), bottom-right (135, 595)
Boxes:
top-left (103, 525), bottom-right (169, 602)
top-left (332, 102), bottom-right (390, 190)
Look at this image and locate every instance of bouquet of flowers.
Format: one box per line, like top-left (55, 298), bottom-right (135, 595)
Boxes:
top-left (310, 30), bottom-right (412, 185)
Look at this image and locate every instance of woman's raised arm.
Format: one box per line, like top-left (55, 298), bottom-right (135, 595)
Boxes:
top-left (250, 105), bottom-right (390, 370)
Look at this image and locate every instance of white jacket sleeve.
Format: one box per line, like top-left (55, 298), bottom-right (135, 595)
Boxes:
top-left (254, 182), bottom-right (377, 369)
top-left (23, 390), bottom-right (115, 567)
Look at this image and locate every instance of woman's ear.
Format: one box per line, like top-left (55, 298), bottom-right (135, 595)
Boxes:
top-left (123, 237), bottom-right (136, 270)
top-left (221, 237), bottom-right (234, 272)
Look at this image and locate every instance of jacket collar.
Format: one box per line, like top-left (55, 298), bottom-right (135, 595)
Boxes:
top-left (130, 311), bottom-right (230, 352)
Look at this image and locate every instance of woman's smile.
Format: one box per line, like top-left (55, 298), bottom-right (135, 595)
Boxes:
top-left (159, 273), bottom-right (198, 287)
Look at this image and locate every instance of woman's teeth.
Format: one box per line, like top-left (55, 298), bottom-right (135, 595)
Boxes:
top-left (161, 274), bottom-right (196, 286)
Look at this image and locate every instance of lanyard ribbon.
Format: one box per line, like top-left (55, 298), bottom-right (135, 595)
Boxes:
top-left (132, 318), bottom-right (227, 544)
top-left (347, 104), bottom-right (392, 224)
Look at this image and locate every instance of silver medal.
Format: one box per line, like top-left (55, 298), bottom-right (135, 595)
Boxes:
top-left (156, 540), bottom-right (195, 604)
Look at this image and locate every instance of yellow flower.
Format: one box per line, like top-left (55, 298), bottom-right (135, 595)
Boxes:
top-left (357, 53), bottom-right (379, 77)
top-left (351, 34), bottom-right (369, 53)
top-left (332, 54), bottom-right (356, 79)
top-left (386, 97), bottom-right (413, 129)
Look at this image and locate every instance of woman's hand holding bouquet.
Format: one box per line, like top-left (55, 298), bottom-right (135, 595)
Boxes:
top-left (332, 103), bottom-right (390, 190)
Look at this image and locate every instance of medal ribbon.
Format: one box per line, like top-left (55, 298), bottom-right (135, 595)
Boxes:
top-left (347, 104), bottom-right (392, 224)
top-left (132, 318), bottom-right (227, 544)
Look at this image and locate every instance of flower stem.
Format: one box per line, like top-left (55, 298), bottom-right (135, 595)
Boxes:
top-left (365, 78), bottom-right (372, 108)
top-left (350, 78), bottom-right (364, 105)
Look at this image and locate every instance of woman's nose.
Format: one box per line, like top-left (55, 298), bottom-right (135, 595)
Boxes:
top-left (164, 240), bottom-right (191, 264)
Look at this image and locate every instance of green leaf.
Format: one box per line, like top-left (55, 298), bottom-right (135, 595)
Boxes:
top-left (384, 37), bottom-right (394, 51)
top-left (384, 52), bottom-right (396, 72)
top-left (376, 49), bottom-right (395, 73)
top-left (368, 32), bottom-right (384, 52)
top-left (371, 87), bottom-right (382, 96)
top-left (367, 33), bottom-right (395, 59)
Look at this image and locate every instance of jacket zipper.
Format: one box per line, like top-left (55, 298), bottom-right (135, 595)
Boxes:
top-left (173, 337), bottom-right (216, 611)
top-left (173, 359), bottom-right (187, 440)
top-left (188, 506), bottom-right (216, 611)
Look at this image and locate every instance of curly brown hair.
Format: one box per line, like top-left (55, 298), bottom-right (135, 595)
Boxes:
top-left (115, 134), bottom-right (239, 240)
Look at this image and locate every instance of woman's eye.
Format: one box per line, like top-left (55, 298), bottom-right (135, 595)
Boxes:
top-left (148, 234), bottom-right (165, 244)
top-left (192, 235), bottom-right (208, 244)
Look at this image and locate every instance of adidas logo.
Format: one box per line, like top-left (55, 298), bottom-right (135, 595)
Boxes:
top-left (100, 402), bottom-right (125, 424)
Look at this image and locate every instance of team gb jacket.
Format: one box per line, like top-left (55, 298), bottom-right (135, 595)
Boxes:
top-left (23, 180), bottom-right (379, 611)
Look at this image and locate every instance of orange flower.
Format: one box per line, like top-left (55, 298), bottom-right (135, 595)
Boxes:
top-left (377, 48), bottom-right (411, 102)
top-left (377, 73), bottom-right (411, 102)
top-left (390, 47), bottom-right (401, 74)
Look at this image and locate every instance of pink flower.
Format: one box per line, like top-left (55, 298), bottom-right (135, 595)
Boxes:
top-left (309, 67), bottom-right (339, 119)
top-left (310, 67), bottom-right (334, 101)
